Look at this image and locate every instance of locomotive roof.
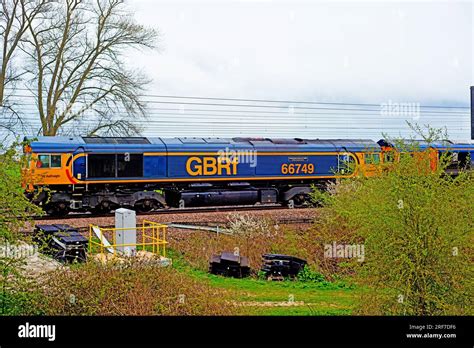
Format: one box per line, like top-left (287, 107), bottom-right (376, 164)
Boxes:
top-left (27, 136), bottom-right (474, 154)
top-left (26, 136), bottom-right (382, 153)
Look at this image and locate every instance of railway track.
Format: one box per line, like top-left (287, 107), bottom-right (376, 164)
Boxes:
top-left (31, 204), bottom-right (307, 221)
top-left (21, 205), bottom-right (315, 235)
top-left (92, 217), bottom-right (310, 231)
top-left (22, 217), bottom-right (314, 235)
top-left (22, 217), bottom-right (313, 236)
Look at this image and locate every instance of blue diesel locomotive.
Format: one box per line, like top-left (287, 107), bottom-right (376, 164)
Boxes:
top-left (23, 136), bottom-right (385, 215)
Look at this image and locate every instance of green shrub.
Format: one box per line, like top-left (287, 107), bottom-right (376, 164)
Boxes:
top-left (314, 133), bottom-right (473, 315)
top-left (297, 266), bottom-right (326, 283)
top-left (0, 141), bottom-right (44, 316)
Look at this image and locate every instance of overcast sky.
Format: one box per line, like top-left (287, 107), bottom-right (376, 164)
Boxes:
top-left (123, 0), bottom-right (473, 140)
top-left (130, 0), bottom-right (472, 103)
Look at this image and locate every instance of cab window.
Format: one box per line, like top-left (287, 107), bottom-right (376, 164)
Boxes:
top-left (37, 154), bottom-right (61, 168)
top-left (37, 155), bottom-right (50, 168)
top-left (51, 155), bottom-right (61, 167)
top-left (365, 153), bottom-right (380, 165)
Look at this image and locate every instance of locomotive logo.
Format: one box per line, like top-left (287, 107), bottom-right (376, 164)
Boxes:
top-left (186, 156), bottom-right (239, 176)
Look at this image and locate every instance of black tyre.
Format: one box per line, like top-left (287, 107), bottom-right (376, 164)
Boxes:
top-left (91, 201), bottom-right (113, 215)
top-left (134, 199), bottom-right (159, 213)
top-left (292, 193), bottom-right (310, 208)
top-left (46, 202), bottom-right (70, 217)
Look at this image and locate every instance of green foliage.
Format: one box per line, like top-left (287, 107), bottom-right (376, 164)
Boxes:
top-left (0, 285), bottom-right (44, 315)
top-left (309, 184), bottom-right (331, 206)
top-left (0, 140), bottom-right (44, 315)
top-left (256, 270), bottom-right (268, 280)
top-left (0, 141), bottom-right (42, 241)
top-left (297, 265), bottom-right (326, 283)
top-left (315, 130), bottom-right (473, 315)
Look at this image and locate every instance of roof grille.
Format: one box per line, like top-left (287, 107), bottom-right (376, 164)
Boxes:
top-left (82, 137), bottom-right (150, 144)
top-left (271, 138), bottom-right (307, 144)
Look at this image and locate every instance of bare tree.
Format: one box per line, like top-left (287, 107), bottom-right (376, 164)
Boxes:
top-left (22, 0), bottom-right (158, 136)
top-left (1, 0), bottom-right (46, 136)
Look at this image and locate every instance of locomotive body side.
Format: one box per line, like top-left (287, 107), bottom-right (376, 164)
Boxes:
top-left (23, 136), bottom-right (382, 215)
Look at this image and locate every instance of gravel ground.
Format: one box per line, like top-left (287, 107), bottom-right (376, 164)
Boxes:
top-left (23, 207), bottom-right (319, 230)
top-left (20, 251), bottom-right (63, 278)
top-left (1, 241), bottom-right (64, 278)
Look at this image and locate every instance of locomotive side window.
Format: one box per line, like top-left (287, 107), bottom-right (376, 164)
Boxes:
top-left (37, 155), bottom-right (50, 168)
top-left (117, 154), bottom-right (143, 177)
top-left (88, 154), bottom-right (116, 178)
top-left (364, 153), bottom-right (380, 165)
top-left (51, 155), bottom-right (61, 168)
top-left (37, 154), bottom-right (61, 168)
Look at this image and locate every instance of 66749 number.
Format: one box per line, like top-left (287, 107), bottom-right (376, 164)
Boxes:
top-left (281, 163), bottom-right (315, 174)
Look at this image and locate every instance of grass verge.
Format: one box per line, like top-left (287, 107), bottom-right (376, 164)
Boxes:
top-left (168, 249), bottom-right (360, 316)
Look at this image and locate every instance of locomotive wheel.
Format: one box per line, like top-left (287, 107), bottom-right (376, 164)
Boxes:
top-left (292, 194), bottom-right (310, 208)
top-left (134, 199), bottom-right (158, 213)
top-left (92, 201), bottom-right (112, 214)
top-left (46, 202), bottom-right (70, 217)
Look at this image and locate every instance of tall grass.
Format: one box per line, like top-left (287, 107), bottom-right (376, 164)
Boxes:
top-left (32, 260), bottom-right (241, 315)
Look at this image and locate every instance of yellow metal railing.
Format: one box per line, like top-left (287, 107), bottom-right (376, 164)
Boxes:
top-left (88, 220), bottom-right (167, 257)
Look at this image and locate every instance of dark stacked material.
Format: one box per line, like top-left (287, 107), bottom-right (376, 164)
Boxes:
top-left (261, 254), bottom-right (307, 279)
top-left (209, 252), bottom-right (250, 278)
top-left (34, 224), bottom-right (88, 263)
